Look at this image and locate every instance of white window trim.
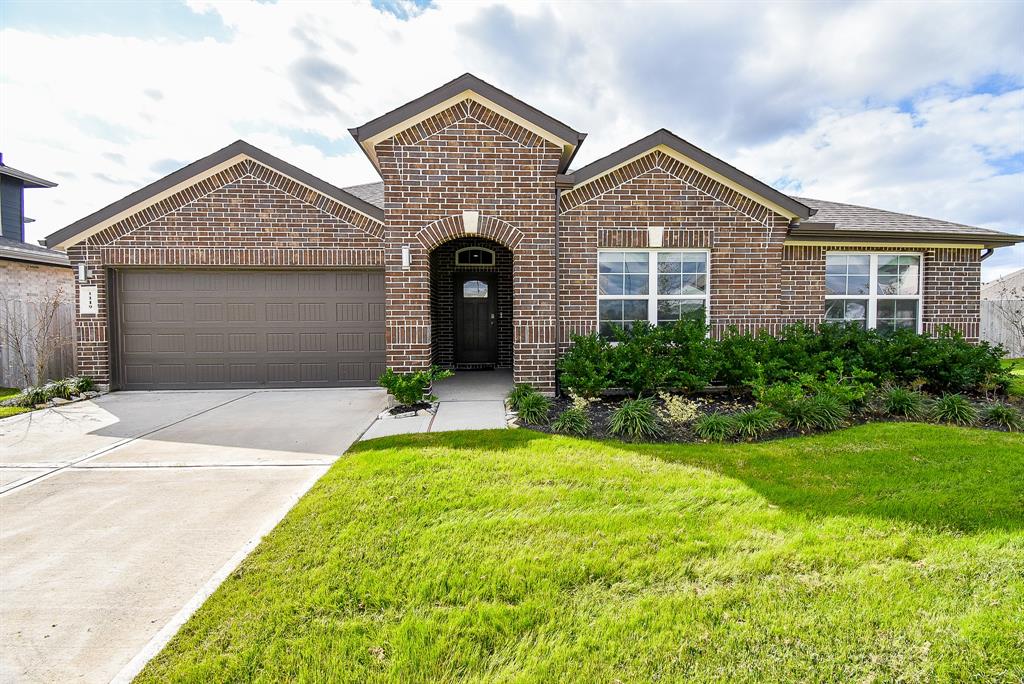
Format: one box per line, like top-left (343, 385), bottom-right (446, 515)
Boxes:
top-left (454, 246), bottom-right (495, 267)
top-left (824, 251), bottom-right (924, 333)
top-left (596, 248), bottom-right (712, 330)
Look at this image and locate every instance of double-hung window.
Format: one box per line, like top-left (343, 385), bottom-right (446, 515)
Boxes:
top-left (824, 253), bottom-right (922, 333)
top-left (597, 250), bottom-right (709, 337)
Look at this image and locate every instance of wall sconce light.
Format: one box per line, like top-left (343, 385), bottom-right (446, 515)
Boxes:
top-left (77, 263), bottom-right (88, 282)
top-left (648, 226), bottom-right (664, 248)
top-left (401, 245), bottom-right (411, 270)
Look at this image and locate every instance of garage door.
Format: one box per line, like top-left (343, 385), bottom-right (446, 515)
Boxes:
top-left (115, 269), bottom-right (385, 390)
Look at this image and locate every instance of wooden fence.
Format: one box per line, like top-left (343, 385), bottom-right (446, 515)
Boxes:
top-left (981, 299), bottom-right (1024, 357)
top-left (0, 298), bottom-right (76, 388)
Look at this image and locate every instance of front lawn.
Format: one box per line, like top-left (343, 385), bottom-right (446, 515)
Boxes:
top-left (140, 424), bottom-right (1024, 683)
top-left (0, 387), bottom-right (29, 419)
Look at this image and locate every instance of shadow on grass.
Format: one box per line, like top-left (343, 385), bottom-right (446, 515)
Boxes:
top-left (354, 423), bottom-right (1024, 533)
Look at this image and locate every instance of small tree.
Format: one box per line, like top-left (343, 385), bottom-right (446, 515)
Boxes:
top-left (0, 286), bottom-right (73, 387)
top-left (990, 279), bottom-right (1024, 354)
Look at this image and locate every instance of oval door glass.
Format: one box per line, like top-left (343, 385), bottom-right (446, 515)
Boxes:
top-left (463, 280), bottom-right (488, 298)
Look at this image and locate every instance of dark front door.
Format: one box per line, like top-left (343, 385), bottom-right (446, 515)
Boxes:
top-left (455, 272), bottom-right (497, 366)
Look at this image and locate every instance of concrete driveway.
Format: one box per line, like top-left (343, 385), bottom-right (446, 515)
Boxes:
top-left (0, 388), bottom-right (385, 683)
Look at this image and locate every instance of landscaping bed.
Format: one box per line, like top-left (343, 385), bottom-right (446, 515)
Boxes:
top-left (137, 425), bottom-right (1024, 682)
top-left (507, 322), bottom-right (1023, 441)
top-left (0, 376), bottom-right (99, 418)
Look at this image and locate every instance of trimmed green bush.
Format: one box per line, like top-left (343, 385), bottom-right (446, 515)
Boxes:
top-left (506, 384), bottom-right (539, 412)
top-left (692, 413), bottom-right (737, 442)
top-left (378, 366), bottom-right (453, 406)
top-left (930, 394), bottom-right (978, 426)
top-left (551, 406), bottom-right (591, 436)
top-left (557, 321), bottom-right (1009, 399)
top-left (70, 376), bottom-right (95, 394)
top-left (733, 407), bottom-right (782, 440)
top-left (608, 398), bottom-right (663, 440)
top-left (880, 386), bottom-right (928, 420)
top-left (516, 393), bottom-right (552, 425)
top-left (557, 334), bottom-right (614, 399)
top-left (981, 403), bottom-right (1022, 432)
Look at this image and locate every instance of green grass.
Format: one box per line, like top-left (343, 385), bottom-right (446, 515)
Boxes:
top-left (0, 387), bottom-right (28, 419)
top-left (1004, 358), bottom-right (1024, 398)
top-left (139, 424), bottom-right (1024, 683)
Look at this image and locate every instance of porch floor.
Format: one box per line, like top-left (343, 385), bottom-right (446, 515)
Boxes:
top-left (360, 370), bottom-right (512, 439)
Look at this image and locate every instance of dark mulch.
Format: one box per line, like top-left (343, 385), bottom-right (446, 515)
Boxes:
top-left (388, 401), bottom-right (433, 416)
top-left (525, 391), bottom-right (1019, 443)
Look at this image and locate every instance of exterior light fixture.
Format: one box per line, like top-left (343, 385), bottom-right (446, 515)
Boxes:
top-left (77, 263), bottom-right (88, 282)
top-left (401, 245), bottom-right (411, 270)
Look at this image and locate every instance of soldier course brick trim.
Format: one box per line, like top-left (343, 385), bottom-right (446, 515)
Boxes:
top-left (46, 73), bottom-right (1020, 392)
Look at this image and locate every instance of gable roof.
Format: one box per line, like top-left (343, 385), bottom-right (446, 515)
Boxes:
top-left (563, 129), bottom-right (814, 221)
top-left (0, 236), bottom-right (70, 267)
top-left (791, 197), bottom-right (1022, 248)
top-left (349, 73), bottom-right (587, 174)
top-left (44, 140), bottom-right (384, 249)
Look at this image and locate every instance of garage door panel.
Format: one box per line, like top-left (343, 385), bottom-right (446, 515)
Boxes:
top-left (117, 269), bottom-right (385, 390)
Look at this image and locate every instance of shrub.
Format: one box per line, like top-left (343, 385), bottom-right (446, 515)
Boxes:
top-left (982, 403), bottom-right (1023, 432)
top-left (69, 376), bottom-right (95, 394)
top-left (558, 333), bottom-right (614, 399)
top-left (551, 406), bottom-right (591, 436)
top-left (608, 397), bottom-right (663, 440)
top-left (657, 392), bottom-right (699, 425)
top-left (44, 378), bottom-right (77, 401)
top-left (658, 319), bottom-right (718, 391)
top-left (733, 407), bottom-right (782, 440)
top-left (378, 366), bottom-right (453, 406)
top-left (14, 385), bottom-right (49, 407)
top-left (783, 394), bottom-right (850, 432)
top-left (715, 329), bottom-right (760, 388)
top-left (692, 413), bottom-right (737, 442)
top-left (506, 384), bottom-right (538, 411)
top-left (609, 323), bottom-right (675, 396)
top-left (929, 393), bottom-right (978, 426)
top-left (880, 386), bottom-right (928, 420)
top-left (516, 392), bottom-right (552, 425)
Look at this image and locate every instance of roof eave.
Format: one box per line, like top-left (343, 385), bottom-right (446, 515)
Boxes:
top-left (45, 140), bottom-right (384, 249)
top-left (787, 226), bottom-right (1023, 249)
top-left (567, 129), bottom-right (813, 220)
top-left (349, 73), bottom-right (586, 175)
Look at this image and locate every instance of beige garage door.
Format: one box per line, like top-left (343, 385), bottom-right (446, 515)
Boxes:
top-left (115, 269), bottom-right (385, 390)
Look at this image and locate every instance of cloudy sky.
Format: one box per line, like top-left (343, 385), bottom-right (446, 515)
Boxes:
top-left (2, 0), bottom-right (1022, 279)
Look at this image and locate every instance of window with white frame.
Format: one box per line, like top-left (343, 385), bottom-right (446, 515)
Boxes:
top-left (597, 250), bottom-right (709, 337)
top-left (824, 253), bottom-right (922, 333)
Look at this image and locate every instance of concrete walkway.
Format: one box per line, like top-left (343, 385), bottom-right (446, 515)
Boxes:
top-left (361, 370), bottom-right (512, 439)
top-left (0, 387), bottom-right (385, 684)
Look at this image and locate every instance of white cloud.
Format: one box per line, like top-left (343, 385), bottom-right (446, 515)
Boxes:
top-left (1, 0), bottom-right (1021, 279)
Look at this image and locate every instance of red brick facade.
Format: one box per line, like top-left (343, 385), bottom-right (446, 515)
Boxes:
top-left (61, 94), bottom-right (986, 392)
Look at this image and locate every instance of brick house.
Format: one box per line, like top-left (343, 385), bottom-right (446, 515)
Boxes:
top-left (44, 74), bottom-right (1021, 393)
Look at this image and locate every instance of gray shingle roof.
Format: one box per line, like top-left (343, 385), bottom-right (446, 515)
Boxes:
top-left (0, 163), bottom-right (57, 189)
top-left (0, 236), bottom-right (70, 267)
top-left (795, 197), bottom-right (1015, 240)
top-left (342, 181), bottom-right (385, 208)
top-left (335, 184), bottom-right (1021, 246)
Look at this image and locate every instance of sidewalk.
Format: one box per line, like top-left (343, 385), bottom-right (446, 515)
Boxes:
top-left (360, 370), bottom-right (512, 439)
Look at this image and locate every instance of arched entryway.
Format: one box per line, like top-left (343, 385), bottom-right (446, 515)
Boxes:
top-left (429, 236), bottom-right (513, 370)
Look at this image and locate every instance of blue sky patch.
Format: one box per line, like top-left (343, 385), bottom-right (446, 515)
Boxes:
top-left (371, 0), bottom-right (432, 21)
top-left (1, 0), bottom-right (232, 40)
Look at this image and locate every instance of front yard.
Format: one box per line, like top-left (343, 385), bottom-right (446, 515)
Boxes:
top-left (139, 423), bottom-right (1023, 682)
top-left (0, 387), bottom-right (29, 418)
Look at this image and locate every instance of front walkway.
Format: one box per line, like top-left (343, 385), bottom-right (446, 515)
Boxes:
top-left (361, 369), bottom-right (512, 439)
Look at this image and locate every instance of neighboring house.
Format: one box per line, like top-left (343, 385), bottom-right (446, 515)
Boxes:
top-left (981, 268), bottom-right (1024, 357)
top-left (0, 156), bottom-right (75, 387)
top-left (44, 74), bottom-right (1022, 393)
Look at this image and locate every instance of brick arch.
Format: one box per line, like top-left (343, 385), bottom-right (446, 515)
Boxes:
top-left (416, 214), bottom-right (525, 252)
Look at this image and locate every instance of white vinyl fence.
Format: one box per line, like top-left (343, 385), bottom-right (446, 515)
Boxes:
top-left (981, 299), bottom-right (1024, 357)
